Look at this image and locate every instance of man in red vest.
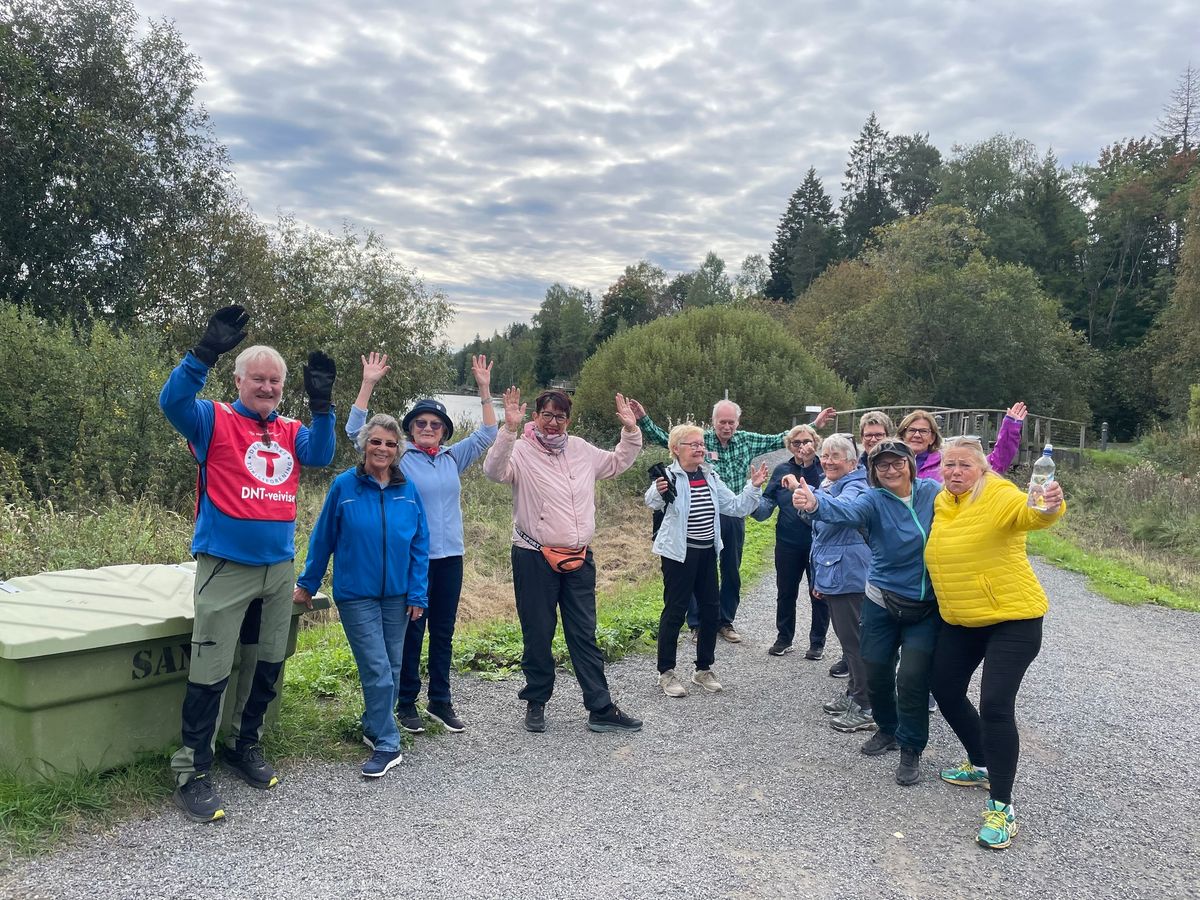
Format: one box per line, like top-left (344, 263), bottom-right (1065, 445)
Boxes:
top-left (159, 305), bottom-right (337, 823)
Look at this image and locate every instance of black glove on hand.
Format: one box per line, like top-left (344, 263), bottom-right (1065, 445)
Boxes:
top-left (303, 351), bottom-right (336, 414)
top-left (193, 305), bottom-right (249, 367)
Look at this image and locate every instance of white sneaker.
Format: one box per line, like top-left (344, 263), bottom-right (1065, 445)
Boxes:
top-left (691, 668), bottom-right (724, 693)
top-left (658, 669), bottom-right (688, 697)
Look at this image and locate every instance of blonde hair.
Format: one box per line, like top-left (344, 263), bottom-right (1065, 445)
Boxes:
top-left (940, 436), bottom-right (991, 501)
top-left (668, 423), bottom-right (705, 455)
top-left (898, 409), bottom-right (943, 452)
top-left (787, 424), bottom-right (821, 452)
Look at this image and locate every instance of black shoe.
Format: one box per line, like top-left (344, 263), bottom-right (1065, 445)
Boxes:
top-left (896, 747), bottom-right (921, 785)
top-left (860, 731), bottom-right (899, 756)
top-left (524, 701), bottom-right (546, 733)
top-left (767, 640), bottom-right (793, 657)
top-left (222, 744), bottom-right (279, 790)
top-left (829, 657), bottom-right (849, 678)
top-left (173, 773), bottom-right (225, 823)
top-left (427, 701), bottom-right (466, 733)
top-left (397, 703), bottom-right (425, 734)
top-left (587, 704), bottom-right (643, 733)
top-left (804, 645), bottom-right (825, 660)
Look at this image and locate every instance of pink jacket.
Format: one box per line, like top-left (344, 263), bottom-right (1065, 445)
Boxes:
top-left (483, 423), bottom-right (642, 550)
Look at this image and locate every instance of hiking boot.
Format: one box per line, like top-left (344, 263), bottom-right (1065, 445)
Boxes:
top-left (689, 627), bottom-right (699, 644)
top-left (829, 657), bottom-right (849, 678)
top-left (831, 702), bottom-right (876, 733)
top-left (222, 744), bottom-right (278, 790)
top-left (658, 669), bottom-right (688, 698)
top-left (173, 773), bottom-right (225, 823)
top-left (397, 703), bottom-right (425, 734)
top-left (896, 748), bottom-right (921, 785)
top-left (361, 749), bottom-right (403, 778)
top-left (804, 645), bottom-right (825, 660)
top-left (427, 701), bottom-right (466, 733)
top-left (941, 761), bottom-right (991, 789)
top-left (718, 624), bottom-right (742, 643)
top-left (768, 640), bottom-right (793, 656)
top-left (823, 694), bottom-right (852, 715)
top-left (860, 731), bottom-right (899, 756)
top-left (977, 799), bottom-right (1018, 850)
top-left (524, 701), bottom-right (546, 733)
top-left (691, 669), bottom-right (723, 693)
top-left (588, 704), bottom-right (643, 733)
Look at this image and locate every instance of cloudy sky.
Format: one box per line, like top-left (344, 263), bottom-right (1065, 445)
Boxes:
top-left (137, 0), bottom-right (1196, 346)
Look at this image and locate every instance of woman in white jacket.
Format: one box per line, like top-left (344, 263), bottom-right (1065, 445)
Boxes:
top-left (646, 424), bottom-right (767, 696)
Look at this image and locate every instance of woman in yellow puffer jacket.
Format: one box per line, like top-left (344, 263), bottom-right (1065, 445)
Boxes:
top-left (925, 436), bottom-right (1065, 851)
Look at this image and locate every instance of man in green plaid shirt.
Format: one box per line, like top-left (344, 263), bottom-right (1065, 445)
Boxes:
top-left (629, 398), bottom-right (834, 642)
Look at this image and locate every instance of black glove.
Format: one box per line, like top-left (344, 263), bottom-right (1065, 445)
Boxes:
top-left (303, 351), bottom-right (336, 414)
top-left (193, 305), bottom-right (249, 367)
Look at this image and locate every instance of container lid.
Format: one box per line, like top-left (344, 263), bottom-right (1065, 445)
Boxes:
top-left (0, 563), bottom-right (328, 660)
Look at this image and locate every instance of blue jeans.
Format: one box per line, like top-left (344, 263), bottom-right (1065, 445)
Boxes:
top-left (337, 594), bottom-right (410, 753)
top-left (687, 514), bottom-right (745, 629)
top-left (397, 555), bottom-right (464, 706)
top-left (859, 599), bottom-right (941, 752)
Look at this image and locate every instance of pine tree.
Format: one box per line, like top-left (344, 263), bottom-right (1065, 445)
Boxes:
top-left (1157, 63), bottom-right (1200, 153)
top-left (841, 112), bottom-right (897, 257)
top-left (765, 168), bottom-right (840, 300)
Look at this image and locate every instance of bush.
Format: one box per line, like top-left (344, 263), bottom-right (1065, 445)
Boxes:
top-left (570, 306), bottom-right (855, 434)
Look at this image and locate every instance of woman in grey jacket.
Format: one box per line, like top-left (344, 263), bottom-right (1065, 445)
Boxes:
top-left (646, 424), bottom-right (767, 697)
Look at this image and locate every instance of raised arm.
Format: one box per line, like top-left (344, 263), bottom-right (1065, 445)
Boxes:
top-left (628, 398), bottom-right (669, 449)
top-left (717, 463), bottom-right (769, 518)
top-left (473, 354), bottom-right (497, 429)
top-left (346, 351), bottom-right (390, 439)
top-left (590, 394), bottom-right (643, 480)
top-left (987, 402), bottom-right (1026, 473)
top-left (482, 386), bottom-right (525, 484)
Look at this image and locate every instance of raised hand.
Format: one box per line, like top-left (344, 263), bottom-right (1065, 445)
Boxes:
top-left (360, 352), bottom-right (390, 388)
top-left (792, 479), bottom-right (817, 513)
top-left (749, 462), bottom-right (769, 488)
top-left (813, 407), bottom-right (838, 429)
top-left (193, 304), bottom-right (249, 366)
top-left (628, 398), bottom-right (647, 420)
top-left (304, 351), bottom-right (337, 414)
top-left (471, 354), bottom-right (493, 394)
top-left (502, 386), bottom-right (526, 431)
top-left (615, 393), bottom-right (637, 430)
top-left (1006, 401), bottom-right (1028, 422)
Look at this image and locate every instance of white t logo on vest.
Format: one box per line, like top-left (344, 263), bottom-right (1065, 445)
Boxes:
top-left (244, 441), bottom-right (295, 485)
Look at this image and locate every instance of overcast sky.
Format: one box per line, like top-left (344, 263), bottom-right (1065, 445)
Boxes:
top-left (137, 0), bottom-right (1196, 346)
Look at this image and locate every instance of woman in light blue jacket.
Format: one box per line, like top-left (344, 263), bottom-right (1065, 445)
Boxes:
top-left (646, 424), bottom-right (767, 697)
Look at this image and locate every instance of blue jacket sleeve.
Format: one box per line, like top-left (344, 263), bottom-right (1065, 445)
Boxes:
top-left (296, 409), bottom-right (337, 467)
top-left (406, 487), bottom-right (430, 607)
top-left (810, 488), bottom-right (877, 530)
top-left (159, 352), bottom-right (216, 459)
top-left (346, 405), bottom-right (368, 441)
top-left (449, 423), bottom-right (499, 473)
top-left (297, 479), bottom-right (342, 594)
top-left (752, 464), bottom-right (784, 522)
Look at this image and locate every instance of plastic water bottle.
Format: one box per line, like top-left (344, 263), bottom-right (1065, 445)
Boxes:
top-left (1027, 444), bottom-right (1055, 510)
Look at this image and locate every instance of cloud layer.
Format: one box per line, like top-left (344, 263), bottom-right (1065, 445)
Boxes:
top-left (137, 0), bottom-right (1198, 344)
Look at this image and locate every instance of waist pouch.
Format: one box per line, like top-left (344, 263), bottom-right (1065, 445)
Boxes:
top-left (516, 527), bottom-right (588, 573)
top-left (880, 588), bottom-right (936, 624)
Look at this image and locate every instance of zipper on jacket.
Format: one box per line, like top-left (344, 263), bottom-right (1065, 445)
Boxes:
top-left (379, 490), bottom-right (388, 598)
top-left (880, 486), bottom-right (930, 602)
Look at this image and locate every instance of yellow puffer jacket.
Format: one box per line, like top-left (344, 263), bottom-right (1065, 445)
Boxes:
top-left (926, 476), bottom-right (1065, 627)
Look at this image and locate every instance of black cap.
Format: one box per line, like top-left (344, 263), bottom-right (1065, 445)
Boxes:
top-left (866, 438), bottom-right (916, 487)
top-left (402, 399), bottom-right (454, 442)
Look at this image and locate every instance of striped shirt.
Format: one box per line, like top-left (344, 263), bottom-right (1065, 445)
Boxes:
top-left (685, 470), bottom-right (716, 547)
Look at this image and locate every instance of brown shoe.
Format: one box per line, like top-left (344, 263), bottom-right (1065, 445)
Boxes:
top-left (718, 624), bottom-right (742, 643)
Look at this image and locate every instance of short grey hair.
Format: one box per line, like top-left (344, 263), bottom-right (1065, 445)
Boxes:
top-left (712, 400), bottom-right (742, 423)
top-left (820, 433), bottom-right (858, 461)
top-left (233, 345), bottom-right (287, 381)
top-left (857, 410), bottom-right (895, 437)
top-left (355, 413), bottom-right (402, 453)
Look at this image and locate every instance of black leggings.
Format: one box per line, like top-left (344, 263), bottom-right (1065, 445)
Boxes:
top-left (930, 617), bottom-right (1043, 805)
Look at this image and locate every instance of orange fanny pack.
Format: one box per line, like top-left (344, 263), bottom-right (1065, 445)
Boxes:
top-left (516, 527), bottom-right (588, 573)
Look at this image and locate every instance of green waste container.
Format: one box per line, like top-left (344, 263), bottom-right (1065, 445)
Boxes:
top-left (0, 562), bottom-right (328, 780)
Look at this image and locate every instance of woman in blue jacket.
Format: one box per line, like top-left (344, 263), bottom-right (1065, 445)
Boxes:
top-left (295, 413), bottom-right (430, 779)
top-left (346, 352), bottom-right (497, 735)
top-left (792, 438), bottom-right (940, 787)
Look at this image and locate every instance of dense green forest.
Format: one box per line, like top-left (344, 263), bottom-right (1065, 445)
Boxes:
top-left (455, 85), bottom-right (1200, 439)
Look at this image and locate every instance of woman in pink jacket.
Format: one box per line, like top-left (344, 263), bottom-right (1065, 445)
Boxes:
top-left (484, 386), bottom-right (643, 736)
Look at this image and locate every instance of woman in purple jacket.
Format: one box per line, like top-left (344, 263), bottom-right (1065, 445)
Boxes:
top-left (899, 404), bottom-right (1027, 483)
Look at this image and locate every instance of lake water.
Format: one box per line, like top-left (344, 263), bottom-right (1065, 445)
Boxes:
top-left (433, 393), bottom-right (502, 431)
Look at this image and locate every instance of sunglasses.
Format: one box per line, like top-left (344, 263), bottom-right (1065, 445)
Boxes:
top-left (789, 439), bottom-right (815, 447)
top-left (367, 438), bottom-right (399, 448)
top-left (412, 419), bottom-right (444, 431)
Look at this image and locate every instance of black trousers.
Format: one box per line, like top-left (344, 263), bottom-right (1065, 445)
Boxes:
top-left (511, 546), bottom-right (611, 712)
top-left (774, 539), bottom-right (829, 648)
top-left (931, 616), bottom-right (1044, 805)
top-left (826, 592), bottom-right (868, 707)
top-left (658, 545), bottom-right (719, 673)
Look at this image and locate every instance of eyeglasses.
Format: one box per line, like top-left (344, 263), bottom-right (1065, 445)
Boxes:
top-left (861, 431), bottom-right (887, 442)
top-left (904, 427), bottom-right (931, 437)
top-left (367, 438), bottom-right (399, 448)
top-left (538, 411), bottom-right (568, 423)
top-left (412, 419), bottom-right (444, 431)
top-left (789, 439), bottom-right (815, 447)
top-left (677, 442), bottom-right (706, 451)
top-left (874, 458), bottom-right (907, 472)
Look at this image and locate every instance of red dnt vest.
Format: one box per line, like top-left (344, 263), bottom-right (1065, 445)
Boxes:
top-left (193, 402), bottom-right (303, 522)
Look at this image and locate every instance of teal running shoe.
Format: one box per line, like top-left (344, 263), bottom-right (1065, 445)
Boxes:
top-left (940, 761), bottom-right (991, 789)
top-left (977, 799), bottom-right (1018, 850)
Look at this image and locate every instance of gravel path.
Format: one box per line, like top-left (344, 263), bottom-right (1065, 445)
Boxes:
top-left (3, 561), bottom-right (1199, 900)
